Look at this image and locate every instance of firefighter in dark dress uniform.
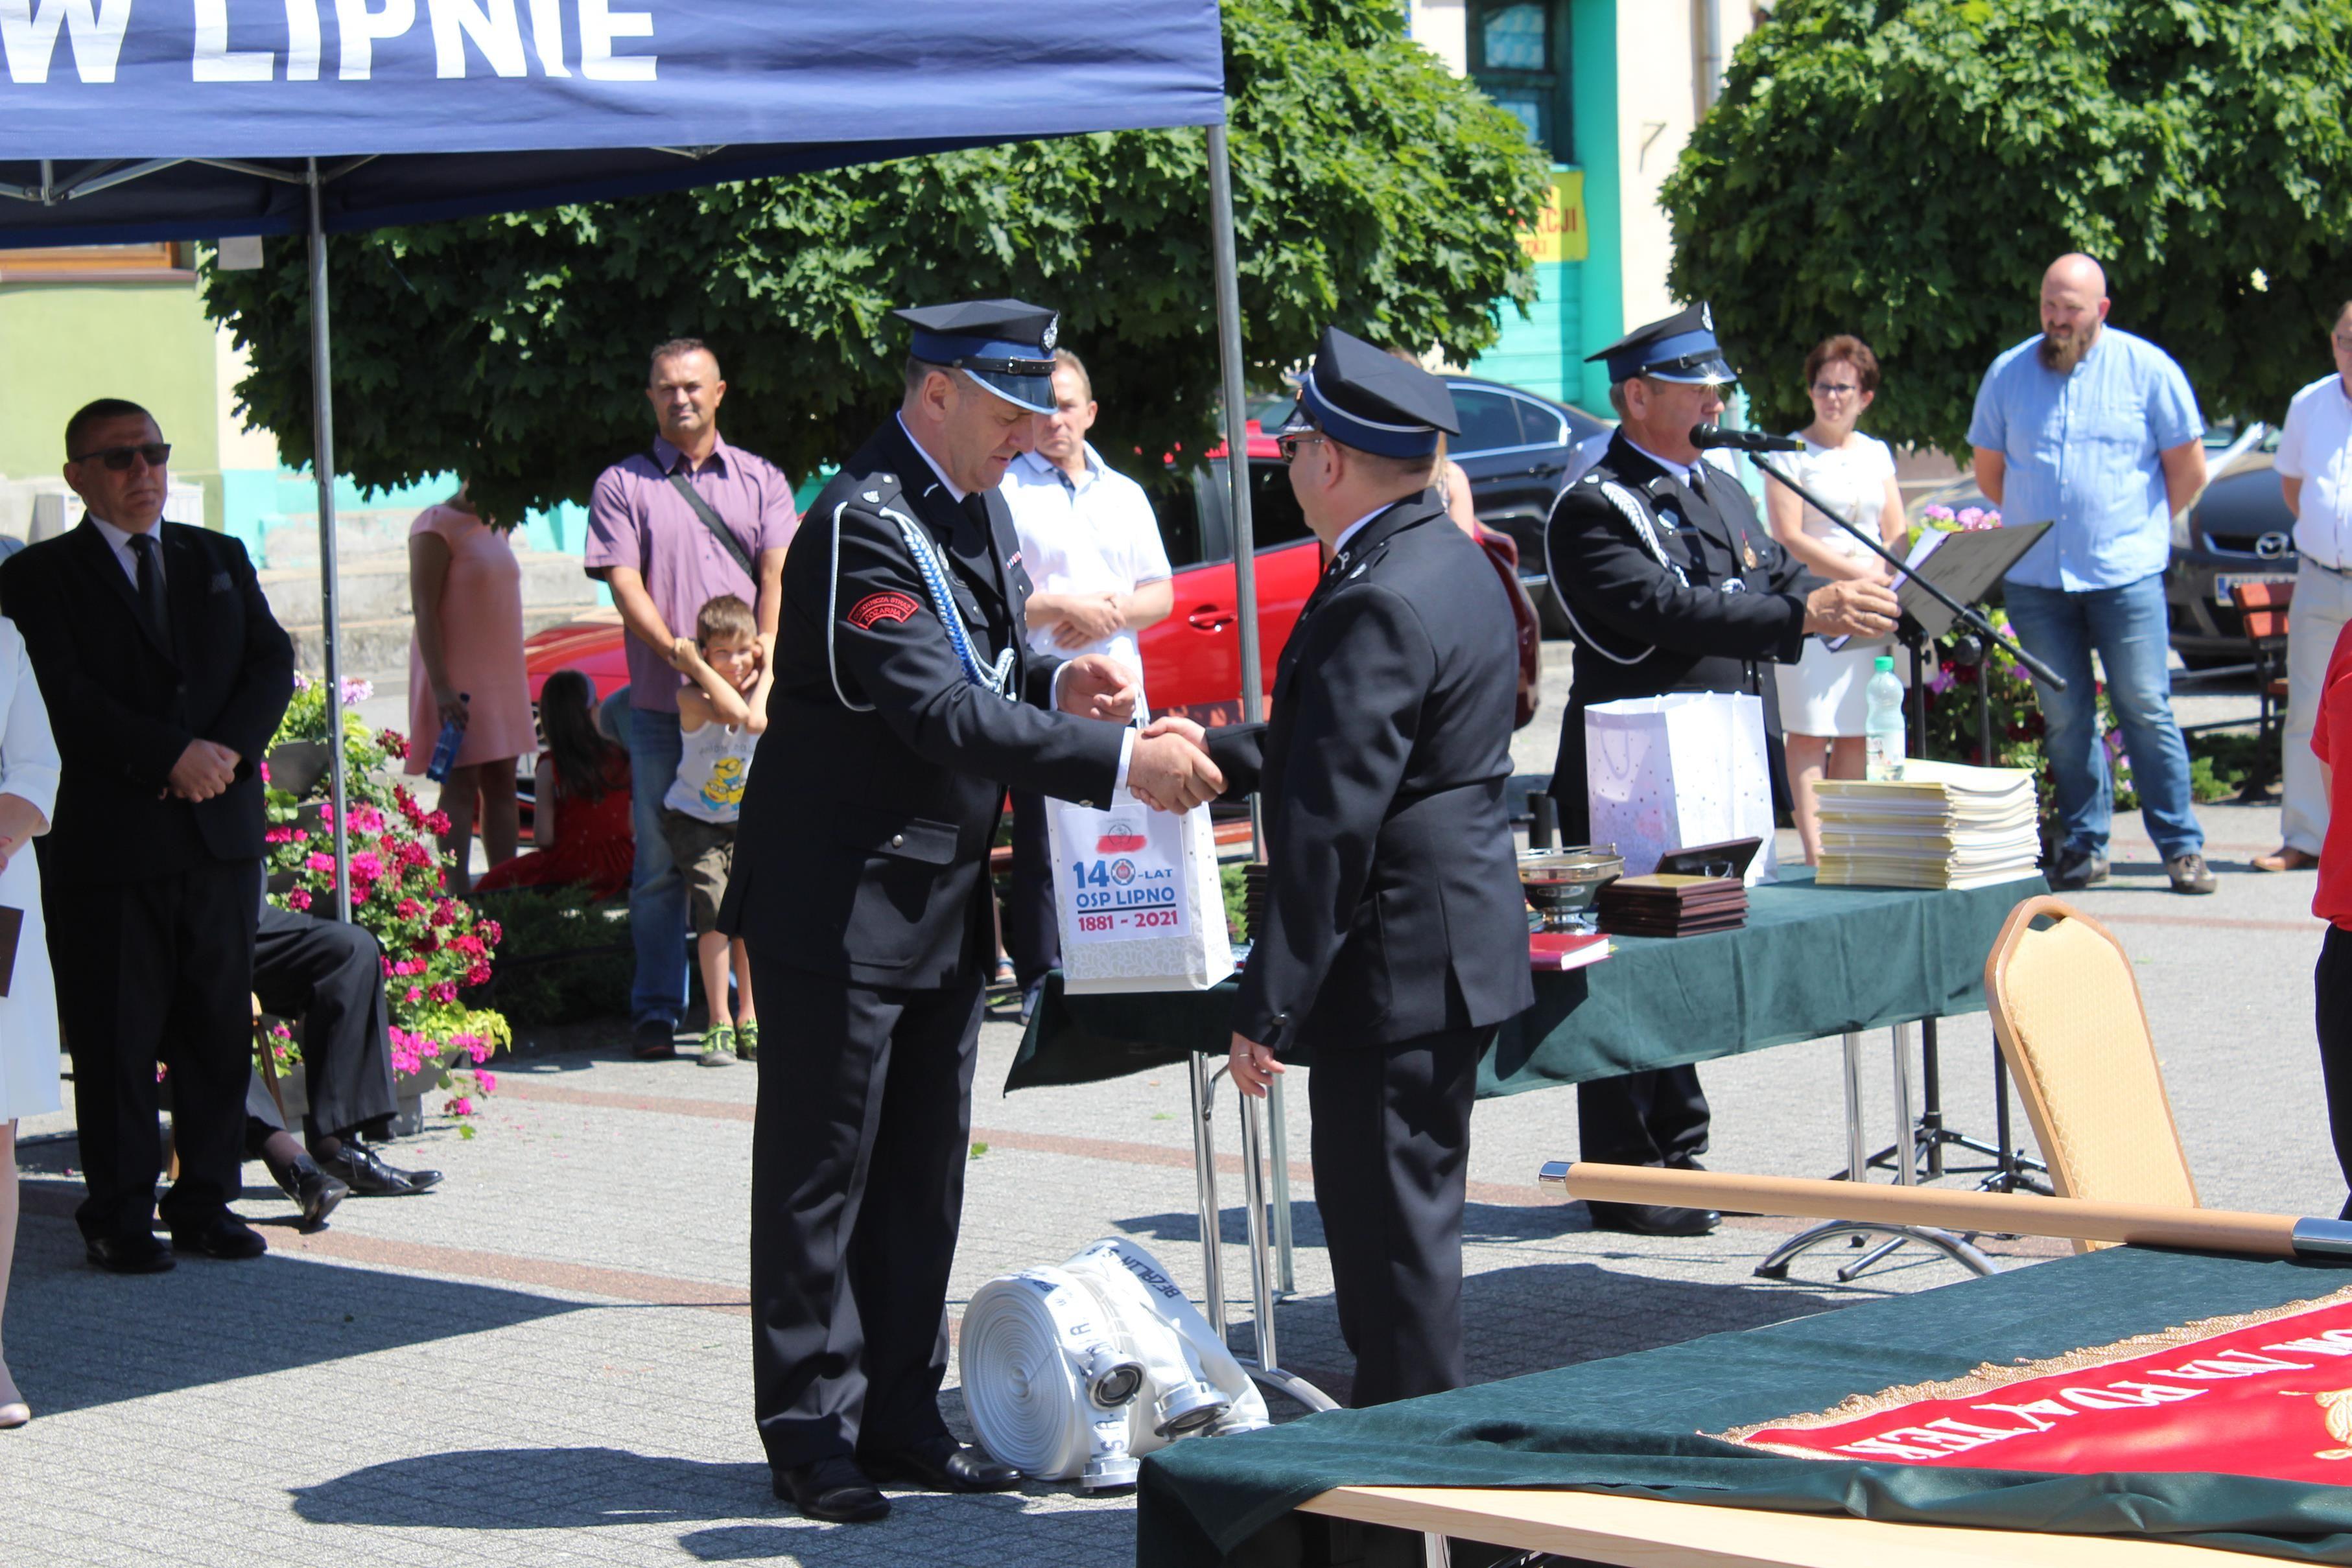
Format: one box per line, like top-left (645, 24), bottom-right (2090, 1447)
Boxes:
top-left (1162, 328), bottom-right (1535, 1405)
top-left (1544, 305), bottom-right (1899, 1237)
top-left (721, 299), bottom-right (1225, 1523)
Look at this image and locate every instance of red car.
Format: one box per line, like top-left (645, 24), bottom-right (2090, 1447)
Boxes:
top-left (523, 423), bottom-right (1541, 742)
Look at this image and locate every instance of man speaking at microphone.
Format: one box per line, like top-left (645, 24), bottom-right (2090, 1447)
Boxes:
top-left (1544, 303), bottom-right (1899, 1237)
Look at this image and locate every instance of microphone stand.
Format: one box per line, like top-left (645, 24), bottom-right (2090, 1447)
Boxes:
top-left (1717, 437), bottom-right (2056, 1226)
top-left (1725, 445), bottom-right (2067, 694)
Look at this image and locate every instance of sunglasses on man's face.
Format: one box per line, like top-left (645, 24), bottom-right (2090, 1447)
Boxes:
top-left (1276, 433), bottom-right (1326, 464)
top-left (71, 442), bottom-right (171, 472)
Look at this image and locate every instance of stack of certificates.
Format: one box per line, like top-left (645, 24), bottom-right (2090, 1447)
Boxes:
top-left (1815, 760), bottom-right (2042, 890)
top-left (1595, 874), bottom-right (1748, 937)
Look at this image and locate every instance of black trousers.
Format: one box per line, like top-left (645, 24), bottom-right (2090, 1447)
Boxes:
top-left (1003, 789), bottom-right (1060, 991)
top-left (1576, 1066), bottom-right (1710, 1166)
top-left (245, 901), bottom-right (399, 1147)
top-left (748, 963), bottom-right (983, 1471)
top-left (1308, 1025), bottom-right (1489, 1408)
top-left (2316, 926), bottom-right (2352, 1221)
top-left (47, 858), bottom-right (261, 1241)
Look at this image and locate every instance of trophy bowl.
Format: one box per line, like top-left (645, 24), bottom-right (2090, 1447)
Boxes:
top-left (1518, 845), bottom-right (1625, 933)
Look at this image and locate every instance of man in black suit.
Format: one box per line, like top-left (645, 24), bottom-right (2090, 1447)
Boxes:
top-left (0, 399), bottom-right (294, 1272)
top-left (1543, 306), bottom-right (1898, 1237)
top-left (1159, 328), bottom-right (1536, 1407)
top-left (721, 299), bottom-right (1223, 1523)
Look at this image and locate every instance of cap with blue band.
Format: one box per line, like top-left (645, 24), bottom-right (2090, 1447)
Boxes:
top-left (894, 299), bottom-right (1061, 414)
top-left (1588, 301), bottom-right (1739, 386)
top-left (1274, 326), bottom-right (1461, 459)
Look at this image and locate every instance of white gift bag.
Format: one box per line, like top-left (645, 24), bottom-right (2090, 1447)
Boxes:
top-left (1047, 791), bottom-right (1234, 994)
top-left (1584, 692), bottom-right (1779, 885)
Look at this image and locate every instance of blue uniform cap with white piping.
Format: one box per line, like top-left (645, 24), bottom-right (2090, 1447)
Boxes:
top-left (1271, 326), bottom-right (1461, 459)
top-left (1588, 301), bottom-right (1739, 387)
top-left (895, 298), bottom-right (1061, 414)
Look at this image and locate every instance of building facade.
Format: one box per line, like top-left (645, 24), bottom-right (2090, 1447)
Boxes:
top-left (1409, 0), bottom-right (1754, 414)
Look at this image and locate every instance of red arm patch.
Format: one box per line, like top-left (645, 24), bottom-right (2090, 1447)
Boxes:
top-left (847, 591), bottom-right (922, 629)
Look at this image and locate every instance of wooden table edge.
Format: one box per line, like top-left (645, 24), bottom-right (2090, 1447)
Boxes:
top-left (1297, 1484), bottom-right (2256, 1565)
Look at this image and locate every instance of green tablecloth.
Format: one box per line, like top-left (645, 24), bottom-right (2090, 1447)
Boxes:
top-left (1137, 1246), bottom-right (2352, 1567)
top-left (1005, 869), bottom-right (2047, 1097)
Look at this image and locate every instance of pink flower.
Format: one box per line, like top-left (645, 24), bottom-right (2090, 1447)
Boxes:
top-left (340, 677), bottom-right (373, 705)
top-left (304, 852), bottom-right (334, 872)
top-left (475, 1071), bottom-right (497, 1093)
top-left (448, 1095), bottom-right (475, 1117)
top-left (287, 889), bottom-right (312, 911)
top-left (265, 826), bottom-right (296, 844)
top-left (259, 761), bottom-right (272, 784)
top-left (396, 898), bottom-right (424, 920)
top-left (480, 920), bottom-right (503, 945)
top-left (380, 955), bottom-right (396, 978)
top-left (351, 851), bottom-right (384, 879)
top-left (429, 982), bottom-right (457, 1005)
top-left (425, 811), bottom-right (452, 836)
top-left (292, 670), bottom-right (312, 692)
top-left (377, 729), bottom-right (410, 760)
top-left (1927, 663), bottom-right (1957, 696)
top-left (351, 806), bottom-right (386, 834)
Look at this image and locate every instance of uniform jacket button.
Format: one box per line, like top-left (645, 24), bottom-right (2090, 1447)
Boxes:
top-left (890, 833), bottom-right (904, 847)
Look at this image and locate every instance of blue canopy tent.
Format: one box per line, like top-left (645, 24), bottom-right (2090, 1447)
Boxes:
top-left (0, 0), bottom-right (1304, 1330)
top-left (0, 0), bottom-right (1268, 890)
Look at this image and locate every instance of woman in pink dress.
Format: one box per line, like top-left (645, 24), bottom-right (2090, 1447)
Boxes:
top-left (406, 489), bottom-right (535, 893)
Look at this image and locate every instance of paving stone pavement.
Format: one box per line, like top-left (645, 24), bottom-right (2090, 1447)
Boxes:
top-left (2, 664), bottom-right (2329, 1567)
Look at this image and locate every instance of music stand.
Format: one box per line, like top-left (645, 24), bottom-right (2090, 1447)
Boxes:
top-left (1880, 524), bottom-right (2058, 1208)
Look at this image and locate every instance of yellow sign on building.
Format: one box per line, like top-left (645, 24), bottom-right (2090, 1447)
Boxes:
top-left (1520, 169), bottom-right (1588, 265)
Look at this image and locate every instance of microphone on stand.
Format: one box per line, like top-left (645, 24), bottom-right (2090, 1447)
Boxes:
top-left (1689, 423), bottom-right (1804, 453)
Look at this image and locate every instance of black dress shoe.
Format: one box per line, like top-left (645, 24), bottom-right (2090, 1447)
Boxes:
top-left (85, 1232), bottom-right (174, 1274)
top-left (1586, 1200), bottom-right (1720, 1237)
top-left (633, 1020), bottom-right (679, 1060)
top-left (772, 1456), bottom-right (890, 1523)
top-left (859, 1436), bottom-right (1021, 1493)
top-left (316, 1143), bottom-right (441, 1197)
top-left (271, 1154), bottom-right (350, 1229)
top-left (2047, 845), bottom-right (2110, 890)
top-left (168, 1215), bottom-right (268, 1259)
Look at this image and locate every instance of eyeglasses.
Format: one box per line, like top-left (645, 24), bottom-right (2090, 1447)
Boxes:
top-left (1276, 433), bottom-right (1325, 464)
top-left (70, 442), bottom-right (171, 471)
top-left (1810, 382), bottom-right (1861, 398)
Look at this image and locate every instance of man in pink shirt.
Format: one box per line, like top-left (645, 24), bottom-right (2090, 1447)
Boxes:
top-left (585, 338), bottom-right (798, 1059)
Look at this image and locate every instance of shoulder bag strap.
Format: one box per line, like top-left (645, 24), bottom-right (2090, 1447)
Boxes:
top-left (661, 460), bottom-right (759, 583)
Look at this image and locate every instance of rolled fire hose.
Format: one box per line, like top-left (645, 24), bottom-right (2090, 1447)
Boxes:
top-left (961, 1237), bottom-right (1269, 1489)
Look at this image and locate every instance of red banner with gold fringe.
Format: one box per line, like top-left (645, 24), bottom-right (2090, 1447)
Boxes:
top-left (1719, 1285), bottom-right (2352, 1480)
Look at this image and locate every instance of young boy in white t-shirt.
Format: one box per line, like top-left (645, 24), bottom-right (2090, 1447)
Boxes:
top-left (666, 594), bottom-right (773, 1066)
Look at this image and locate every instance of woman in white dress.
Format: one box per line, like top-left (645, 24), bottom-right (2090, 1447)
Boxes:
top-left (0, 614), bottom-right (61, 1429)
top-left (1766, 334), bottom-right (1907, 864)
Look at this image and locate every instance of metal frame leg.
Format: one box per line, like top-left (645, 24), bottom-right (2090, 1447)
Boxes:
top-left (1267, 1075), bottom-right (1297, 1296)
top-left (1756, 1026), bottom-right (2000, 1283)
top-left (1235, 1082), bottom-right (1337, 1412)
top-left (1188, 1053), bottom-right (1225, 1339)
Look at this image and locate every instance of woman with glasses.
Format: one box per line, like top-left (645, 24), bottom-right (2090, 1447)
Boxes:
top-left (1766, 334), bottom-right (1907, 864)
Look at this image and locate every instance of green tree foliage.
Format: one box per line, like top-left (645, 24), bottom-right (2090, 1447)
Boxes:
top-left (204, 0), bottom-right (1547, 521)
top-left (1662, 0), bottom-right (2352, 455)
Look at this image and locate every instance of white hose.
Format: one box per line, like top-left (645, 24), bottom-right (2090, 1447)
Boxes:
top-left (961, 1267), bottom-right (1144, 1490)
top-left (961, 1238), bottom-right (1270, 1491)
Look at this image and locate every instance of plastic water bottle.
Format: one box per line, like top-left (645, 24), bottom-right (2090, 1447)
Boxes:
top-left (425, 693), bottom-right (469, 782)
top-left (1864, 657), bottom-right (1906, 781)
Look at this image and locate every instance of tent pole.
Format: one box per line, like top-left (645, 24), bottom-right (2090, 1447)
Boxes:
top-left (1206, 119), bottom-right (1294, 1296)
top-left (308, 159), bottom-right (351, 922)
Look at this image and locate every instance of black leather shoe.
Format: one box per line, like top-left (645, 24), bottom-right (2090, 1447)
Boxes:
top-left (272, 1154), bottom-right (351, 1229)
top-left (859, 1436), bottom-right (1021, 1493)
top-left (317, 1143), bottom-right (441, 1197)
top-left (1586, 1200), bottom-right (1720, 1237)
top-left (85, 1232), bottom-right (174, 1274)
top-left (632, 1020), bottom-right (679, 1060)
top-left (772, 1456), bottom-right (890, 1523)
top-left (168, 1215), bottom-right (268, 1259)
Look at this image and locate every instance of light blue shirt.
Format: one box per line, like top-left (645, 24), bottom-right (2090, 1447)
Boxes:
top-left (1966, 327), bottom-right (2204, 591)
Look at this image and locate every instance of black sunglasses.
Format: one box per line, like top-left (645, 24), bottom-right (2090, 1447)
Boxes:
top-left (1276, 433), bottom-right (1325, 464)
top-left (71, 442), bottom-right (171, 471)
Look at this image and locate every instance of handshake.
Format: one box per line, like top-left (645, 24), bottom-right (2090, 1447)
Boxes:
top-left (1053, 653), bottom-right (1227, 814)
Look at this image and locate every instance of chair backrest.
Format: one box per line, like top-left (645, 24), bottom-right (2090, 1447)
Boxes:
top-left (1983, 895), bottom-right (2198, 1250)
top-left (2232, 579), bottom-right (2294, 644)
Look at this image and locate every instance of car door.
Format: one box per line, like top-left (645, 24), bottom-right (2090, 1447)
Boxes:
top-left (1137, 455), bottom-right (1321, 726)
